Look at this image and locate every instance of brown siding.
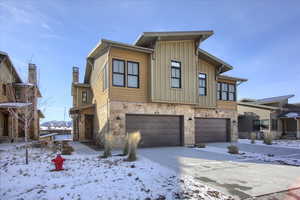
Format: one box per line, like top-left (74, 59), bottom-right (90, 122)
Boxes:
top-left (197, 58), bottom-right (217, 108)
top-left (73, 86), bottom-right (93, 107)
top-left (109, 47), bottom-right (149, 103)
top-left (217, 78), bottom-right (237, 110)
top-left (151, 40), bottom-right (198, 104)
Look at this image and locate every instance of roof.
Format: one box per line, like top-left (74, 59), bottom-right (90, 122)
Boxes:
top-left (88, 39), bottom-right (154, 58)
top-left (238, 102), bottom-right (279, 110)
top-left (278, 111), bottom-right (300, 119)
top-left (69, 104), bottom-right (95, 114)
top-left (0, 102), bottom-right (32, 108)
top-left (134, 30), bottom-right (213, 47)
top-left (217, 75), bottom-right (248, 82)
top-left (13, 82), bottom-right (42, 98)
top-left (198, 49), bottom-right (233, 73)
top-left (0, 51), bottom-right (22, 83)
top-left (255, 94), bottom-right (294, 105)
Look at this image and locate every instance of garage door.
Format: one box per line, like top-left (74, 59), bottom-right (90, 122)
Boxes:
top-left (195, 118), bottom-right (229, 143)
top-left (126, 114), bottom-right (182, 147)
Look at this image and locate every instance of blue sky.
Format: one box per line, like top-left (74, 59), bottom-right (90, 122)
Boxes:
top-left (1, 0), bottom-right (300, 122)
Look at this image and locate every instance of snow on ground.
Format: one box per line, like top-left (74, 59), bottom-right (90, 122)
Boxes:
top-left (0, 143), bottom-right (233, 200)
top-left (196, 146), bottom-right (300, 166)
top-left (239, 139), bottom-right (300, 149)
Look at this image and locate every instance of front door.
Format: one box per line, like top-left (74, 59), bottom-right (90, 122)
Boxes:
top-left (3, 113), bottom-right (9, 136)
top-left (85, 115), bottom-right (94, 140)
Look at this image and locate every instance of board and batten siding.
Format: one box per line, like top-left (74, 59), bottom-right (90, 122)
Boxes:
top-left (197, 58), bottom-right (217, 108)
top-left (151, 40), bottom-right (198, 104)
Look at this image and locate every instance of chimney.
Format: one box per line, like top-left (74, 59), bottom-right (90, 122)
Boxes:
top-left (28, 63), bottom-right (37, 84)
top-left (72, 66), bottom-right (79, 83)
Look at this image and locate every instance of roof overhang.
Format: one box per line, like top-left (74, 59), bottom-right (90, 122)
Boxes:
top-left (198, 48), bottom-right (233, 73)
top-left (134, 30), bottom-right (214, 47)
top-left (0, 102), bottom-right (32, 109)
top-left (72, 83), bottom-right (91, 88)
top-left (38, 109), bottom-right (45, 118)
top-left (278, 111), bottom-right (300, 119)
top-left (238, 102), bottom-right (279, 110)
top-left (69, 104), bottom-right (95, 115)
top-left (217, 75), bottom-right (248, 84)
top-left (0, 51), bottom-right (22, 83)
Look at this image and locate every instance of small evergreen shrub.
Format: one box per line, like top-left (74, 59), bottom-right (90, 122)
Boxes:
top-left (263, 132), bottom-right (273, 145)
top-left (195, 143), bottom-right (206, 148)
top-left (227, 144), bottom-right (239, 154)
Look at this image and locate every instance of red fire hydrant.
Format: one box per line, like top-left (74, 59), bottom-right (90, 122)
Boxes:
top-left (52, 154), bottom-right (65, 171)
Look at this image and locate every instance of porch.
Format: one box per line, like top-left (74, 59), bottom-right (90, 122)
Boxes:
top-left (279, 112), bottom-right (300, 139)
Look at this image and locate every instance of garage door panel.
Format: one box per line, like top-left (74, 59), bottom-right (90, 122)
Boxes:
top-left (126, 115), bottom-right (182, 147)
top-left (195, 118), bottom-right (229, 143)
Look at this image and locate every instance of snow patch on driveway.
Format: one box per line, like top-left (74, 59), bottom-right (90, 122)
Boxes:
top-left (0, 143), bottom-right (233, 200)
top-left (239, 139), bottom-right (300, 149)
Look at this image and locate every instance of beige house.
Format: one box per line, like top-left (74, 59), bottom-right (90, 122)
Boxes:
top-left (70, 31), bottom-right (247, 147)
top-left (238, 95), bottom-right (300, 139)
top-left (0, 51), bottom-right (43, 142)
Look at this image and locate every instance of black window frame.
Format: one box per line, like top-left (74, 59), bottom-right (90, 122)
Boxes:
top-left (112, 59), bottom-right (125, 87)
top-left (198, 73), bottom-right (207, 96)
top-left (15, 88), bottom-right (20, 100)
top-left (127, 61), bottom-right (139, 88)
top-left (82, 91), bottom-right (87, 103)
top-left (2, 84), bottom-right (6, 96)
top-left (218, 82), bottom-right (236, 101)
top-left (171, 60), bottom-right (181, 88)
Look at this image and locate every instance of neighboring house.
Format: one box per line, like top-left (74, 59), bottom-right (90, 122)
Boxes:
top-left (70, 31), bottom-right (247, 147)
top-left (238, 95), bottom-right (300, 139)
top-left (0, 51), bottom-right (44, 141)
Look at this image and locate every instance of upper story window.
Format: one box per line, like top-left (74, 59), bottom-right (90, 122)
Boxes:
top-left (103, 63), bottom-right (108, 91)
top-left (15, 88), bottom-right (20, 100)
top-left (198, 73), bottom-right (207, 96)
top-left (171, 61), bottom-right (181, 88)
top-left (127, 61), bottom-right (139, 88)
top-left (112, 59), bottom-right (125, 87)
top-left (2, 84), bottom-right (6, 96)
top-left (217, 82), bottom-right (236, 101)
top-left (82, 91), bottom-right (87, 103)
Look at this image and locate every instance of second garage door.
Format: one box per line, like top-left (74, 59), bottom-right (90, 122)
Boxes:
top-left (126, 114), bottom-right (182, 147)
top-left (195, 118), bottom-right (229, 143)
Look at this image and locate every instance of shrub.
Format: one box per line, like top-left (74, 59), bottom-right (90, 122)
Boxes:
top-left (227, 144), bottom-right (239, 154)
top-left (101, 134), bottom-right (113, 158)
top-left (263, 132), bottom-right (273, 145)
top-left (250, 132), bottom-right (256, 144)
top-left (122, 133), bottom-right (129, 156)
top-left (195, 143), bottom-right (206, 148)
top-left (126, 131), bottom-right (141, 162)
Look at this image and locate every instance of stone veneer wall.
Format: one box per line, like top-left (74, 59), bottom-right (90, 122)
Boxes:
top-left (109, 101), bottom-right (238, 148)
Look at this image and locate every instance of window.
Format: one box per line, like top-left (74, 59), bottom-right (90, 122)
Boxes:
top-left (2, 84), bottom-right (6, 96)
top-left (271, 119), bottom-right (278, 130)
top-left (221, 83), bottom-right (228, 100)
top-left (112, 59), bottom-right (125, 87)
top-left (127, 61), bottom-right (139, 88)
top-left (260, 119), bottom-right (269, 130)
top-left (171, 61), bottom-right (181, 88)
top-left (228, 84), bottom-right (236, 101)
top-left (253, 119), bottom-right (260, 131)
top-left (103, 63), bottom-right (108, 91)
top-left (15, 88), bottom-right (20, 100)
top-left (82, 91), bottom-right (87, 103)
top-left (198, 73), bottom-right (207, 96)
top-left (218, 82), bottom-right (236, 101)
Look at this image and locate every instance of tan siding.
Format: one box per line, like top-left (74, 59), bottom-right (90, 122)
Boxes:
top-left (0, 60), bottom-right (16, 103)
top-left (237, 105), bottom-right (271, 119)
top-left (217, 101), bottom-right (237, 110)
top-left (152, 40), bottom-right (198, 104)
top-left (109, 47), bottom-right (149, 103)
top-left (197, 59), bottom-right (217, 108)
top-left (73, 86), bottom-right (93, 107)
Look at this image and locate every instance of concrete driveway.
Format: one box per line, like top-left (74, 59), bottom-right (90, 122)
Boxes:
top-left (139, 143), bottom-right (300, 199)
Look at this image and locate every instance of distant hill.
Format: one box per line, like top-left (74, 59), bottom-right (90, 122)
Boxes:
top-left (41, 120), bottom-right (72, 129)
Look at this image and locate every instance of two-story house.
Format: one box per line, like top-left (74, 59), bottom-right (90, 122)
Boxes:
top-left (0, 51), bottom-right (43, 141)
top-left (70, 31), bottom-right (247, 147)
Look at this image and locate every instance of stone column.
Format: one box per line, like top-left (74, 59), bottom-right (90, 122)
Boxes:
top-left (297, 119), bottom-right (300, 139)
top-left (277, 119), bottom-right (283, 138)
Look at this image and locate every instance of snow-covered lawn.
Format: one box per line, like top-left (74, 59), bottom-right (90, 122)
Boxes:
top-left (196, 145), bottom-right (300, 166)
top-left (0, 143), bottom-right (233, 200)
top-left (239, 139), bottom-right (300, 149)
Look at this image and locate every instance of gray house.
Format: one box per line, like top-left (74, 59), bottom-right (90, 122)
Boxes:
top-left (238, 95), bottom-right (300, 139)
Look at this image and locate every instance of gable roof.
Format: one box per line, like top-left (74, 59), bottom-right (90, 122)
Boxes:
top-left (0, 51), bottom-right (22, 83)
top-left (217, 75), bottom-right (248, 82)
top-left (134, 30), bottom-right (213, 47)
top-left (255, 94), bottom-right (294, 105)
top-left (238, 102), bottom-right (279, 110)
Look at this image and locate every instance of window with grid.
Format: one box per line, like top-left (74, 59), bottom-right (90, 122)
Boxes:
top-left (127, 61), bottom-right (139, 88)
top-left (171, 61), bottom-right (181, 88)
top-left (198, 73), bottom-right (207, 96)
top-left (15, 88), bottom-right (20, 100)
top-left (2, 84), bottom-right (6, 96)
top-left (217, 82), bottom-right (221, 100)
top-left (221, 83), bottom-right (228, 100)
top-left (82, 91), bottom-right (87, 103)
top-left (228, 84), bottom-right (236, 101)
top-left (112, 59), bottom-right (125, 87)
